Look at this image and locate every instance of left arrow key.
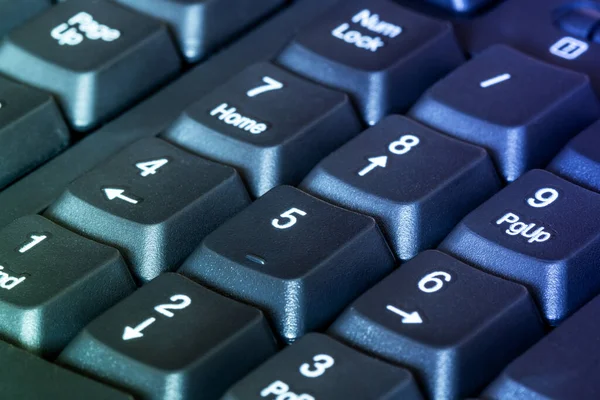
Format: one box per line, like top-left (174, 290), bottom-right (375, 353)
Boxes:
top-left (45, 138), bottom-right (250, 283)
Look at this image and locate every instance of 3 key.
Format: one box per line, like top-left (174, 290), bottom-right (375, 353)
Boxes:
top-left (223, 333), bottom-right (423, 400)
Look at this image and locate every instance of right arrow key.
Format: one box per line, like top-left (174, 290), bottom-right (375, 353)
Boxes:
top-left (328, 250), bottom-right (545, 400)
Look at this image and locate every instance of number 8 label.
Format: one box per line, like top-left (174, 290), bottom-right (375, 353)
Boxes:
top-left (389, 135), bottom-right (420, 155)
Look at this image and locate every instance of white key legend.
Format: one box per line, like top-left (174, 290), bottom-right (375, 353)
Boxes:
top-left (480, 73), bottom-right (511, 88)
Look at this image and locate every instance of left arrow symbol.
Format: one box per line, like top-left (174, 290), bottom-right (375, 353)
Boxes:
top-left (103, 188), bottom-right (139, 204)
top-left (122, 317), bottom-right (156, 341)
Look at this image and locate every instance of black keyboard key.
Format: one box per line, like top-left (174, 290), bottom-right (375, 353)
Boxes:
top-left (114, 0), bottom-right (285, 62)
top-left (425, 0), bottom-right (496, 13)
top-left (179, 185), bottom-right (395, 343)
top-left (0, 1), bottom-right (180, 131)
top-left (0, 339), bottom-right (132, 400)
top-left (409, 44), bottom-right (600, 182)
top-left (301, 115), bottom-right (501, 260)
top-left (548, 120), bottom-right (600, 193)
top-left (484, 293), bottom-right (600, 400)
top-left (223, 333), bottom-right (424, 400)
top-left (440, 169), bottom-right (600, 325)
top-left (277, 0), bottom-right (464, 125)
top-left (163, 62), bottom-right (361, 197)
top-left (554, 3), bottom-right (600, 39)
top-left (60, 273), bottom-right (277, 400)
top-left (0, 75), bottom-right (69, 189)
top-left (44, 138), bottom-right (250, 283)
top-left (329, 250), bottom-right (544, 400)
top-left (0, 215), bottom-right (135, 357)
top-left (0, 0), bottom-right (50, 37)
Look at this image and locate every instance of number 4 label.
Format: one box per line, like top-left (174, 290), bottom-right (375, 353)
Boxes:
top-left (136, 159), bottom-right (168, 177)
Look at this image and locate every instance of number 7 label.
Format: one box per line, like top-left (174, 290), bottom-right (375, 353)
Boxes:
top-left (247, 76), bottom-right (284, 98)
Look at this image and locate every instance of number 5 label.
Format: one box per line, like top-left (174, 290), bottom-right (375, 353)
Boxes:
top-left (272, 208), bottom-right (307, 230)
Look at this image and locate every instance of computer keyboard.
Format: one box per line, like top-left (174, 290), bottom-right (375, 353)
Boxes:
top-left (3, 0), bottom-right (600, 399)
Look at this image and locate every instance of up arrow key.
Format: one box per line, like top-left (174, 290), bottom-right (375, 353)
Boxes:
top-left (386, 305), bottom-right (423, 324)
top-left (103, 188), bottom-right (139, 204)
top-left (358, 156), bottom-right (388, 177)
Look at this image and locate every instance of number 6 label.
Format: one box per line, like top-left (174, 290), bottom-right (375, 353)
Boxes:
top-left (418, 271), bottom-right (452, 293)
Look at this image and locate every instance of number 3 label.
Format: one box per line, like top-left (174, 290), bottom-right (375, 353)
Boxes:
top-left (299, 354), bottom-right (335, 378)
top-left (272, 208), bottom-right (307, 230)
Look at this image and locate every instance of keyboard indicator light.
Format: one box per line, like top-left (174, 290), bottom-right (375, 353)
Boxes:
top-left (550, 37), bottom-right (589, 60)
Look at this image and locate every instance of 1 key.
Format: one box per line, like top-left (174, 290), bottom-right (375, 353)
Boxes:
top-left (277, 0), bottom-right (464, 125)
top-left (301, 115), bottom-right (501, 261)
top-left (59, 273), bottom-right (277, 400)
top-left (409, 44), bottom-right (600, 182)
top-left (223, 333), bottom-right (423, 400)
top-left (440, 169), bottom-right (600, 325)
top-left (45, 138), bottom-right (250, 283)
top-left (163, 62), bottom-right (361, 197)
top-left (178, 185), bottom-right (395, 343)
top-left (329, 250), bottom-right (544, 400)
top-left (0, 1), bottom-right (180, 130)
top-left (0, 215), bottom-right (135, 358)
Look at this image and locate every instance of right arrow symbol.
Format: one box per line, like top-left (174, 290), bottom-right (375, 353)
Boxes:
top-left (122, 317), bottom-right (156, 341)
top-left (358, 156), bottom-right (388, 177)
top-left (386, 305), bottom-right (423, 324)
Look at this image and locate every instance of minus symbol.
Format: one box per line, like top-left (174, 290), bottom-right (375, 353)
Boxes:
top-left (246, 254), bottom-right (266, 265)
top-left (480, 73), bottom-right (511, 88)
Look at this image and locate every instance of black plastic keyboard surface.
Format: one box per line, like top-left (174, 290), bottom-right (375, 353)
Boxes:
top-left (3, 1), bottom-right (600, 399)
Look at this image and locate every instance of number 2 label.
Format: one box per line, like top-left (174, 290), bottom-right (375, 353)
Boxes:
top-left (154, 294), bottom-right (192, 317)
